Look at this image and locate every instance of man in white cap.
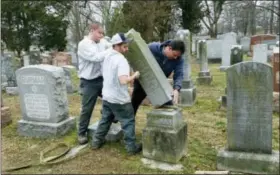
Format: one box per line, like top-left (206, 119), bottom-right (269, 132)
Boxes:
top-left (92, 33), bottom-right (142, 155)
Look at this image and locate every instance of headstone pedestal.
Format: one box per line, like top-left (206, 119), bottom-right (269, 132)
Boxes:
top-left (196, 40), bottom-right (212, 85)
top-left (217, 62), bottom-right (279, 174)
top-left (142, 107), bottom-right (187, 164)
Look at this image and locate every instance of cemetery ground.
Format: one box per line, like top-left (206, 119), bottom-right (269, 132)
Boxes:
top-left (2, 57), bottom-right (279, 174)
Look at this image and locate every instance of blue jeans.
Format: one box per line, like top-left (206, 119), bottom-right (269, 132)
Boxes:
top-left (78, 77), bottom-right (103, 136)
top-left (93, 100), bottom-right (137, 151)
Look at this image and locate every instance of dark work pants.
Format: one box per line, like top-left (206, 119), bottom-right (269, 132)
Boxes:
top-left (93, 100), bottom-right (137, 151)
top-left (131, 80), bottom-right (173, 115)
top-left (78, 77), bottom-right (103, 136)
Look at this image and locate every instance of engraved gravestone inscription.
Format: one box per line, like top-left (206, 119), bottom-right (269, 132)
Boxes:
top-left (16, 65), bottom-right (69, 123)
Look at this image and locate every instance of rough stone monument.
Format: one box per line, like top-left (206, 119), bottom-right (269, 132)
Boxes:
top-left (1, 97), bottom-right (12, 127)
top-left (142, 107), bottom-right (187, 163)
top-left (252, 44), bottom-right (268, 63)
top-left (217, 61), bottom-right (279, 174)
top-left (230, 45), bottom-right (243, 65)
top-left (16, 65), bottom-right (76, 138)
top-left (62, 65), bottom-right (77, 94)
top-left (124, 29), bottom-right (173, 106)
top-left (175, 29), bottom-right (196, 106)
top-left (88, 121), bottom-right (123, 142)
top-left (220, 32), bottom-right (237, 71)
top-left (196, 40), bottom-right (212, 85)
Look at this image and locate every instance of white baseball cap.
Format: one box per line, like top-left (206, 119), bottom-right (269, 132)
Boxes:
top-left (110, 33), bottom-right (131, 45)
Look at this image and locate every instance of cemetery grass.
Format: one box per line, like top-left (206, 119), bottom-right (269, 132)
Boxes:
top-left (2, 57), bottom-right (279, 174)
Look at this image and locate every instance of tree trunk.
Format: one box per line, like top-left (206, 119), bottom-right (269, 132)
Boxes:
top-left (269, 0), bottom-right (275, 34)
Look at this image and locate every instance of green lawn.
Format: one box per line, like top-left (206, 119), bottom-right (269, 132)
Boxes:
top-left (1, 56), bottom-right (279, 174)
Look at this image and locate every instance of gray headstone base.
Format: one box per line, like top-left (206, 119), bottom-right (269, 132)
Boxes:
top-left (196, 72), bottom-right (212, 85)
top-left (5, 87), bottom-right (19, 95)
top-left (219, 66), bottom-right (229, 72)
top-left (88, 120), bottom-right (123, 142)
top-left (178, 87), bottom-right (196, 107)
top-left (217, 149), bottom-right (279, 174)
top-left (141, 158), bottom-right (183, 171)
top-left (17, 117), bottom-right (76, 138)
top-left (142, 123), bottom-right (187, 164)
top-left (182, 80), bottom-right (193, 89)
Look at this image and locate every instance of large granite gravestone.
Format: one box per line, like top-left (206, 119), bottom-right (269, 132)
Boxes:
top-left (252, 44), bottom-right (268, 63)
top-left (220, 32), bottom-right (237, 71)
top-left (62, 65), bottom-right (77, 94)
top-left (230, 45), bottom-right (243, 65)
top-left (124, 29), bottom-right (173, 106)
top-left (217, 61), bottom-right (279, 174)
top-left (143, 107), bottom-right (187, 163)
top-left (175, 29), bottom-right (196, 106)
top-left (196, 40), bottom-right (212, 85)
top-left (206, 39), bottom-right (222, 60)
top-left (16, 65), bottom-right (76, 138)
top-left (88, 121), bottom-right (123, 142)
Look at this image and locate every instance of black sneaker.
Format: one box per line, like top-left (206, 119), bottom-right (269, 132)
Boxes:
top-left (127, 143), bottom-right (142, 155)
top-left (78, 135), bottom-right (88, 145)
top-left (91, 140), bottom-right (105, 150)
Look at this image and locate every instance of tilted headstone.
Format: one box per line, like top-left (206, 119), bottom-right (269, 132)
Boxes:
top-left (62, 65), bottom-right (78, 94)
top-left (196, 40), bottom-right (212, 85)
top-left (16, 65), bottom-right (75, 138)
top-left (230, 45), bottom-right (243, 65)
top-left (220, 32), bottom-right (237, 71)
top-left (143, 107), bottom-right (187, 163)
top-left (175, 29), bottom-right (196, 106)
top-left (217, 61), bottom-right (279, 174)
top-left (124, 29), bottom-right (173, 106)
top-left (88, 121), bottom-right (123, 142)
top-left (252, 44), bottom-right (268, 63)
top-left (206, 39), bottom-right (222, 59)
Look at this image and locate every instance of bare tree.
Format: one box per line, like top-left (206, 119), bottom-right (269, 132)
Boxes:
top-left (201, 0), bottom-right (226, 38)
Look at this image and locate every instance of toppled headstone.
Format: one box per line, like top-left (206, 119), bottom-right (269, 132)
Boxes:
top-left (217, 61), bottom-right (279, 174)
top-left (16, 65), bottom-right (76, 138)
top-left (88, 120), bottom-right (122, 142)
top-left (124, 29), bottom-right (173, 106)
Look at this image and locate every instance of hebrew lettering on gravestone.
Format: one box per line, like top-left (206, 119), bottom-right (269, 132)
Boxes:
top-left (124, 29), bottom-right (173, 106)
top-left (16, 65), bottom-right (69, 123)
top-left (16, 65), bottom-right (75, 138)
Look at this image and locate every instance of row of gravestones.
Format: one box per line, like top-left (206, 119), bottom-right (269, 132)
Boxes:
top-left (1, 52), bottom-right (78, 95)
top-left (193, 33), bottom-right (278, 64)
top-left (2, 29), bottom-right (279, 174)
